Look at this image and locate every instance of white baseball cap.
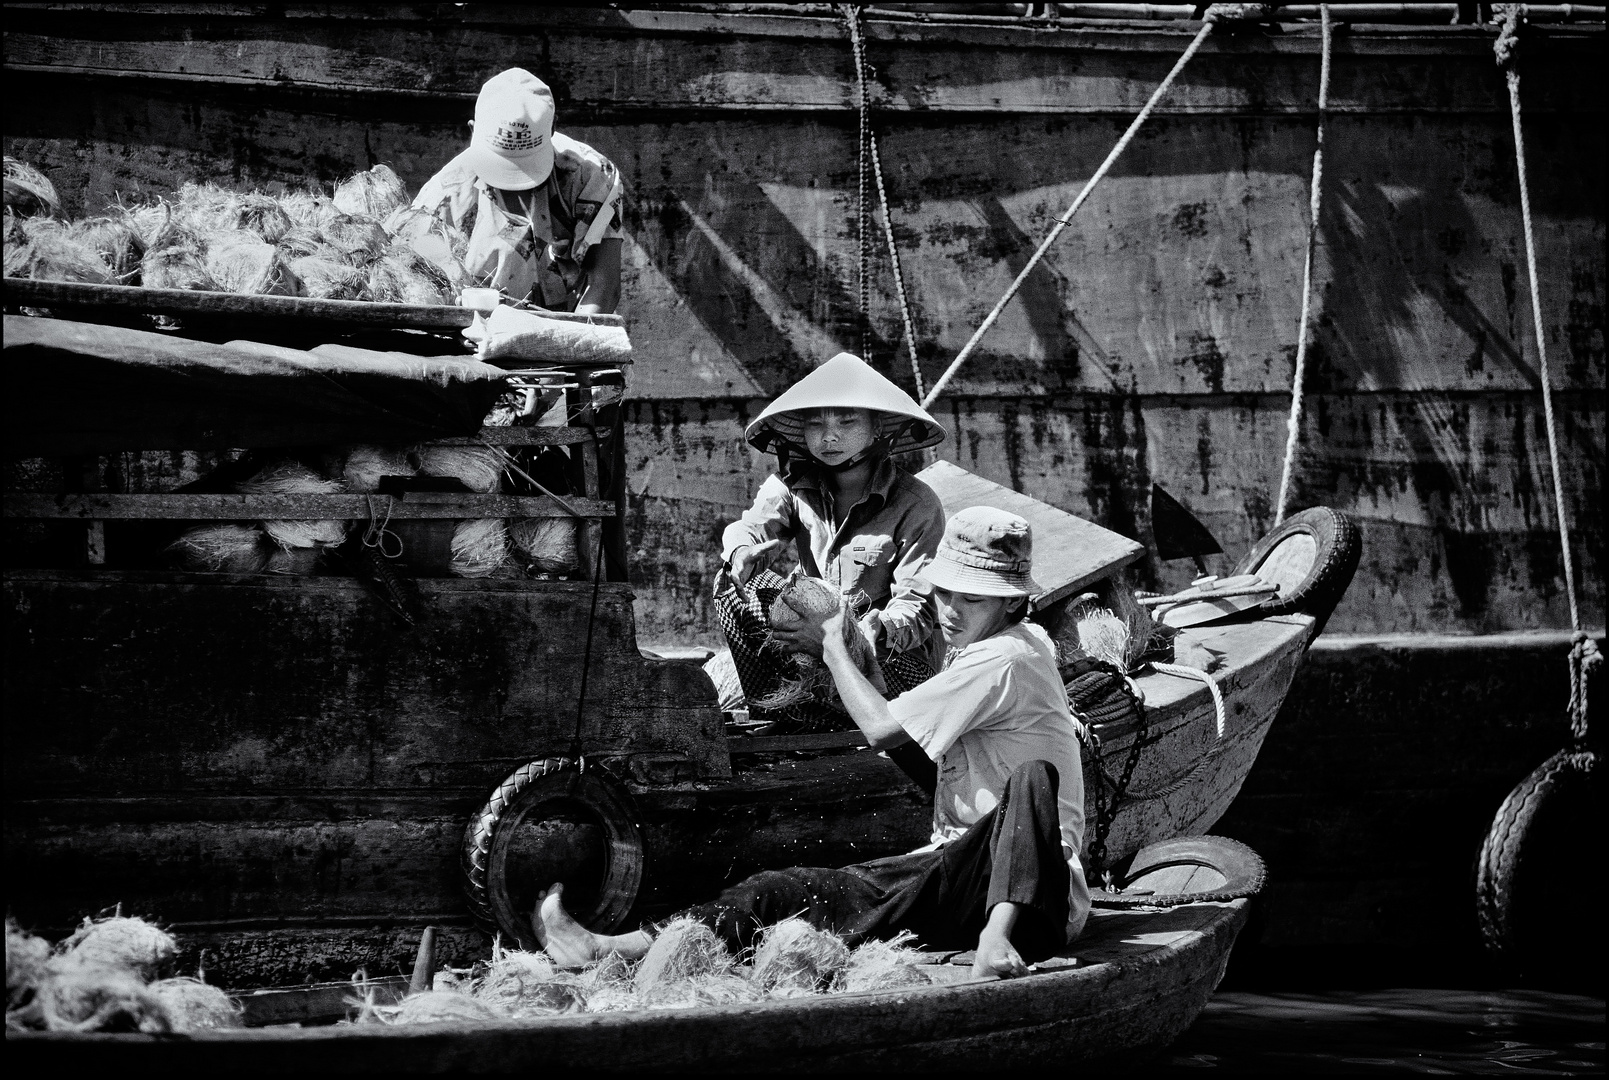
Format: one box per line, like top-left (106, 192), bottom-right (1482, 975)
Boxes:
top-left (465, 68), bottom-right (556, 191)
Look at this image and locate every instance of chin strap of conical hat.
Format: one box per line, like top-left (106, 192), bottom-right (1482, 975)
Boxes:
top-left (1495, 4), bottom-right (1598, 746)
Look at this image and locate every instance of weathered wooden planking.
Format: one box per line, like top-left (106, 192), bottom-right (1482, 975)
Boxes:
top-left (917, 460), bottom-right (1145, 608)
top-left (2, 279), bottom-right (627, 334)
top-left (5, 900), bottom-right (1250, 1072)
top-left (3, 493), bottom-right (615, 520)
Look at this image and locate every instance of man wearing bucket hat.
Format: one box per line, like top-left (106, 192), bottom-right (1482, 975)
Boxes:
top-left (705, 352), bottom-right (948, 743)
top-left (408, 68), bottom-right (623, 314)
top-left (535, 506), bottom-right (1090, 979)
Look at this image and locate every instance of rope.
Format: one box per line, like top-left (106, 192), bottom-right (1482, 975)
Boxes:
top-left (1151, 661), bottom-right (1227, 738)
top-left (848, 4), bottom-right (873, 358)
top-left (1496, 5), bottom-right (1595, 743)
top-left (919, 20), bottom-right (1214, 410)
top-left (1274, 4), bottom-right (1331, 526)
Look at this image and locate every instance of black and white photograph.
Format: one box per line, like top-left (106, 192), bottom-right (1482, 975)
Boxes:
top-left (2, 3), bottom-right (1603, 1073)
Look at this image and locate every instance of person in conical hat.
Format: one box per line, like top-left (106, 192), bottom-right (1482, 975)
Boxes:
top-left (707, 353), bottom-right (949, 740)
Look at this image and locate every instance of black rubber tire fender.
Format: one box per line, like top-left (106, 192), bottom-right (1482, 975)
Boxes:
top-left (461, 757), bottom-right (645, 947)
top-left (1090, 834), bottom-right (1268, 909)
top-left (1475, 748), bottom-right (1599, 958)
top-left (1233, 506), bottom-right (1362, 636)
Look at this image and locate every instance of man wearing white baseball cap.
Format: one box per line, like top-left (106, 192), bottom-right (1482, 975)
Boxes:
top-left (533, 506), bottom-right (1090, 981)
top-left (409, 67), bottom-right (623, 314)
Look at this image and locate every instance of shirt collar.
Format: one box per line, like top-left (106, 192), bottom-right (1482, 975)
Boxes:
top-left (785, 452), bottom-right (899, 510)
top-left (478, 179), bottom-right (556, 244)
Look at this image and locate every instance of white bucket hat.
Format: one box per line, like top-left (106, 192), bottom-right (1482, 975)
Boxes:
top-left (744, 353), bottom-right (946, 456)
top-left (922, 506), bottom-right (1042, 599)
top-left (465, 68), bottom-right (556, 191)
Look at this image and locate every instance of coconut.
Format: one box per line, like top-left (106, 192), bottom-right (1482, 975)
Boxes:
top-left (290, 255), bottom-right (365, 300)
top-left (333, 164), bottom-right (409, 220)
top-left (61, 915), bottom-right (176, 981)
top-left (365, 247), bottom-right (454, 304)
top-left (633, 918), bottom-right (733, 996)
top-left (449, 518), bottom-right (509, 579)
top-left (168, 524), bottom-right (272, 574)
top-left (3, 156), bottom-right (61, 218)
top-left (413, 445), bottom-right (503, 494)
top-left (391, 990), bottom-right (506, 1026)
top-left (750, 918), bottom-right (849, 995)
top-left (149, 977), bottom-right (242, 1031)
top-left (123, 203), bottom-right (172, 248)
top-left (174, 181), bottom-right (242, 235)
top-left (277, 226), bottom-right (333, 261)
top-left (235, 460), bottom-right (349, 550)
top-left (141, 229), bottom-right (216, 292)
top-left (68, 215), bottom-right (145, 282)
top-left (1073, 607), bottom-right (1130, 672)
top-left (278, 189), bottom-right (337, 230)
top-left (470, 952), bottom-right (585, 1018)
top-left (36, 956), bottom-right (170, 1033)
top-left (230, 193), bottom-right (293, 244)
top-left (265, 546), bottom-right (324, 575)
top-left (334, 445), bottom-right (413, 493)
top-left (754, 576), bottom-right (881, 710)
top-left (702, 650), bottom-right (747, 712)
top-left (323, 213), bottom-right (390, 266)
top-left (6, 918), bottom-right (51, 1013)
top-left (204, 232), bottom-right (302, 296)
top-left (839, 933), bottom-right (931, 994)
top-left (509, 517), bottom-right (579, 575)
top-left (8, 218), bottom-right (115, 283)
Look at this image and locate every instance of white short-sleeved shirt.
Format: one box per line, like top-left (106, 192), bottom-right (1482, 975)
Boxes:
top-left (887, 621), bottom-right (1091, 941)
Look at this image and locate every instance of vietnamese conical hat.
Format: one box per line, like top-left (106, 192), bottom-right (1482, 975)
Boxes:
top-left (745, 353), bottom-right (946, 455)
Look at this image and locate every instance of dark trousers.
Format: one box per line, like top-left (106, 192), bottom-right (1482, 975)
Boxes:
top-left (674, 759), bottom-right (1070, 963)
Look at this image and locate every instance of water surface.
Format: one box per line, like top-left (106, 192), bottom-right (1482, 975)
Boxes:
top-left (1157, 990), bottom-right (1604, 1075)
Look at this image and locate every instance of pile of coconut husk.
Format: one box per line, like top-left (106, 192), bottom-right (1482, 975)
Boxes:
top-left (2, 157), bottom-right (468, 304)
top-left (365, 918), bottom-right (934, 1027)
top-left (165, 445), bottom-right (561, 580)
top-left (6, 915), bottom-right (241, 1034)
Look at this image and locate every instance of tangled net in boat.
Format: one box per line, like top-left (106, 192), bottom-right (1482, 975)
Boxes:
top-left (6, 914), bottom-right (242, 1035)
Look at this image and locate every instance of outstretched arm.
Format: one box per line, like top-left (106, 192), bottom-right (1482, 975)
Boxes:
top-left (820, 610), bottom-right (911, 750)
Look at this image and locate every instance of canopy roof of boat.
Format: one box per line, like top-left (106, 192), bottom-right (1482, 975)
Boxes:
top-left (2, 315), bottom-right (508, 455)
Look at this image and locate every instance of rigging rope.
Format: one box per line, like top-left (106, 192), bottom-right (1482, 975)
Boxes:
top-left (1274, 4), bottom-right (1331, 525)
top-left (851, 7), bottom-right (873, 358)
top-left (919, 20), bottom-right (1214, 410)
top-left (1495, 4), bottom-right (1598, 742)
top-left (844, 5), bottom-right (927, 401)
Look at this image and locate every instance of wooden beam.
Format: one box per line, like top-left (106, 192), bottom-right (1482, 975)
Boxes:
top-left (1, 279), bottom-right (627, 332)
top-left (3, 493), bottom-right (616, 521)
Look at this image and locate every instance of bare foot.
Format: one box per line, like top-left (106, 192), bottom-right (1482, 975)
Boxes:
top-left (531, 884), bottom-right (601, 968)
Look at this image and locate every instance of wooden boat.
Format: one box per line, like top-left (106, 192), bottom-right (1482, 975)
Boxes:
top-left (7, 899), bottom-right (1252, 1071)
top-left (3, 287), bottom-right (1349, 1064)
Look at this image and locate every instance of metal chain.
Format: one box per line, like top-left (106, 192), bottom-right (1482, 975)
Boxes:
top-left (844, 4), bottom-right (873, 358)
top-left (844, 5), bottom-right (926, 401)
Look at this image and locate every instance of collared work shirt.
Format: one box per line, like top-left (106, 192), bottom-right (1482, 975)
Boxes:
top-left (887, 621), bottom-right (1092, 941)
top-left (721, 457), bottom-right (945, 671)
top-left (410, 132), bottom-right (624, 310)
